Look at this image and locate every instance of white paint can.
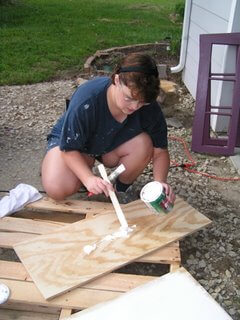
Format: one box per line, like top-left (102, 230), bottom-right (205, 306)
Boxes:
top-left (0, 283), bottom-right (10, 304)
top-left (140, 181), bottom-right (173, 214)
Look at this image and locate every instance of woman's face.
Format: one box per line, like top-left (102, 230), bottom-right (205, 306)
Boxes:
top-left (114, 75), bottom-right (150, 115)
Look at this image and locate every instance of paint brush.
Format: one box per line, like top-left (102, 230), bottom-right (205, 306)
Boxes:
top-left (88, 164), bottom-right (126, 197)
top-left (98, 164), bottom-right (128, 229)
top-left (108, 163), bottom-right (126, 183)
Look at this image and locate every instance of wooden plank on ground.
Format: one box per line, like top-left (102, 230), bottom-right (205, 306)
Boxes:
top-left (0, 278), bottom-right (123, 310)
top-left (14, 198), bottom-right (211, 300)
top-left (0, 309), bottom-right (58, 320)
top-left (59, 309), bottom-right (72, 319)
top-left (0, 302), bottom-right (60, 314)
top-left (15, 210), bottom-right (83, 224)
top-left (0, 261), bottom-right (156, 292)
top-left (26, 197), bottom-right (113, 215)
top-left (0, 217), bottom-right (66, 234)
top-left (0, 261), bottom-right (30, 281)
top-left (170, 262), bottom-right (181, 272)
top-left (139, 241), bottom-right (180, 264)
top-left (0, 232), bottom-right (37, 248)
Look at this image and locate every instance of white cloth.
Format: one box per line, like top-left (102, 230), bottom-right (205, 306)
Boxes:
top-left (0, 183), bottom-right (42, 218)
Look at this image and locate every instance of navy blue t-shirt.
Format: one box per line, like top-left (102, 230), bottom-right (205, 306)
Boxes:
top-left (48, 77), bottom-right (168, 156)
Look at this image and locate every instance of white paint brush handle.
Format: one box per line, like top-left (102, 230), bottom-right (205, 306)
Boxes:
top-left (108, 164), bottom-right (126, 182)
top-left (98, 164), bottom-right (128, 229)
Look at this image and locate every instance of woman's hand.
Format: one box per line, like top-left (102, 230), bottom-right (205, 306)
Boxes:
top-left (160, 182), bottom-right (176, 204)
top-left (85, 176), bottom-right (113, 197)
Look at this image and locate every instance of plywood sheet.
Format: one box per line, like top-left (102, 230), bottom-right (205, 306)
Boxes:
top-left (0, 215), bottom-right (181, 264)
top-left (66, 268), bottom-right (232, 320)
top-left (0, 200), bottom-right (180, 264)
top-left (14, 198), bottom-right (211, 300)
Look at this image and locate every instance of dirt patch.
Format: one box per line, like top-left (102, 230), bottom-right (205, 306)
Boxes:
top-left (83, 42), bottom-right (178, 75)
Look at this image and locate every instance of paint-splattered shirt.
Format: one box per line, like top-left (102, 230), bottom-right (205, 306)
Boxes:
top-left (48, 77), bottom-right (168, 156)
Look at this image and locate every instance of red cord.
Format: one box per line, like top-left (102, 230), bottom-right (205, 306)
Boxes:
top-left (168, 135), bottom-right (240, 181)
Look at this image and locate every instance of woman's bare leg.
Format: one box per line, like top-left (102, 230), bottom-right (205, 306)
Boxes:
top-left (102, 132), bottom-right (153, 184)
top-left (41, 147), bottom-right (94, 200)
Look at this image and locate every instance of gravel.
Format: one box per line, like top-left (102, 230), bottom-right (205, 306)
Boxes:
top-left (0, 79), bottom-right (239, 319)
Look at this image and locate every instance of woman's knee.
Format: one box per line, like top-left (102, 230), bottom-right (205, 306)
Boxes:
top-left (41, 148), bottom-right (81, 200)
top-left (111, 132), bottom-right (153, 163)
top-left (44, 185), bottom-right (66, 201)
top-left (45, 186), bottom-right (74, 201)
top-left (136, 132), bottom-right (152, 148)
top-left (131, 133), bottom-right (153, 159)
top-left (42, 176), bottom-right (80, 200)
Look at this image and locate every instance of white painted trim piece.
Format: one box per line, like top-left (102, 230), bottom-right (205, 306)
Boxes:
top-left (228, 0), bottom-right (238, 33)
top-left (67, 268), bottom-right (233, 320)
top-left (98, 164), bottom-right (128, 229)
top-left (171, 0), bottom-right (193, 73)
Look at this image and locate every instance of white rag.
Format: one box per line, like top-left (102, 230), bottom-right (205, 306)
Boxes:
top-left (0, 183), bottom-right (42, 218)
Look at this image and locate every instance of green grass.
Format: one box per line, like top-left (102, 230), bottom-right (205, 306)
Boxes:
top-left (0, 0), bottom-right (182, 85)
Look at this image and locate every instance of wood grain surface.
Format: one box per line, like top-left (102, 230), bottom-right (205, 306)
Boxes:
top-left (0, 262), bottom-right (158, 310)
top-left (0, 217), bottom-right (181, 264)
top-left (26, 197), bottom-right (113, 214)
top-left (14, 198), bottom-right (211, 300)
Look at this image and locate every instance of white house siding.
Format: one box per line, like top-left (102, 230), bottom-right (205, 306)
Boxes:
top-left (182, 0), bottom-right (240, 132)
top-left (182, 0), bottom-right (231, 98)
top-left (192, 0), bottom-right (232, 20)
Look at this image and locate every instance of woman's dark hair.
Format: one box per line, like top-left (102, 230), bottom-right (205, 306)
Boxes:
top-left (111, 53), bottom-right (160, 103)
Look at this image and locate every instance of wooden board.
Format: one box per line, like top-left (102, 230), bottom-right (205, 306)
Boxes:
top-left (14, 198), bottom-right (211, 300)
top-left (0, 212), bottom-right (181, 265)
top-left (0, 262), bottom-right (157, 310)
top-left (26, 197), bottom-right (113, 214)
top-left (0, 278), bottom-right (121, 310)
top-left (0, 302), bottom-right (60, 315)
top-left (0, 230), bottom-right (180, 264)
top-left (66, 268), bottom-right (232, 320)
top-left (0, 261), bottom-right (156, 292)
top-left (0, 199), bottom-right (180, 317)
top-left (15, 210), bottom-right (83, 224)
top-left (0, 232), bottom-right (37, 248)
top-left (0, 217), bottom-right (66, 234)
top-left (0, 309), bottom-right (58, 320)
top-left (0, 261), bottom-right (177, 311)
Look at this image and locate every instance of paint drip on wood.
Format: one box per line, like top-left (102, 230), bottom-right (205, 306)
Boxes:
top-left (83, 225), bottom-right (136, 255)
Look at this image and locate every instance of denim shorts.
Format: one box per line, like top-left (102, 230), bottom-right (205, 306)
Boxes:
top-left (46, 136), bottom-right (102, 162)
top-left (46, 136), bottom-right (60, 152)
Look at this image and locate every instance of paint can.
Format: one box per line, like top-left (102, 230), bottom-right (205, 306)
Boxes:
top-left (0, 283), bottom-right (10, 304)
top-left (140, 181), bottom-right (173, 214)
